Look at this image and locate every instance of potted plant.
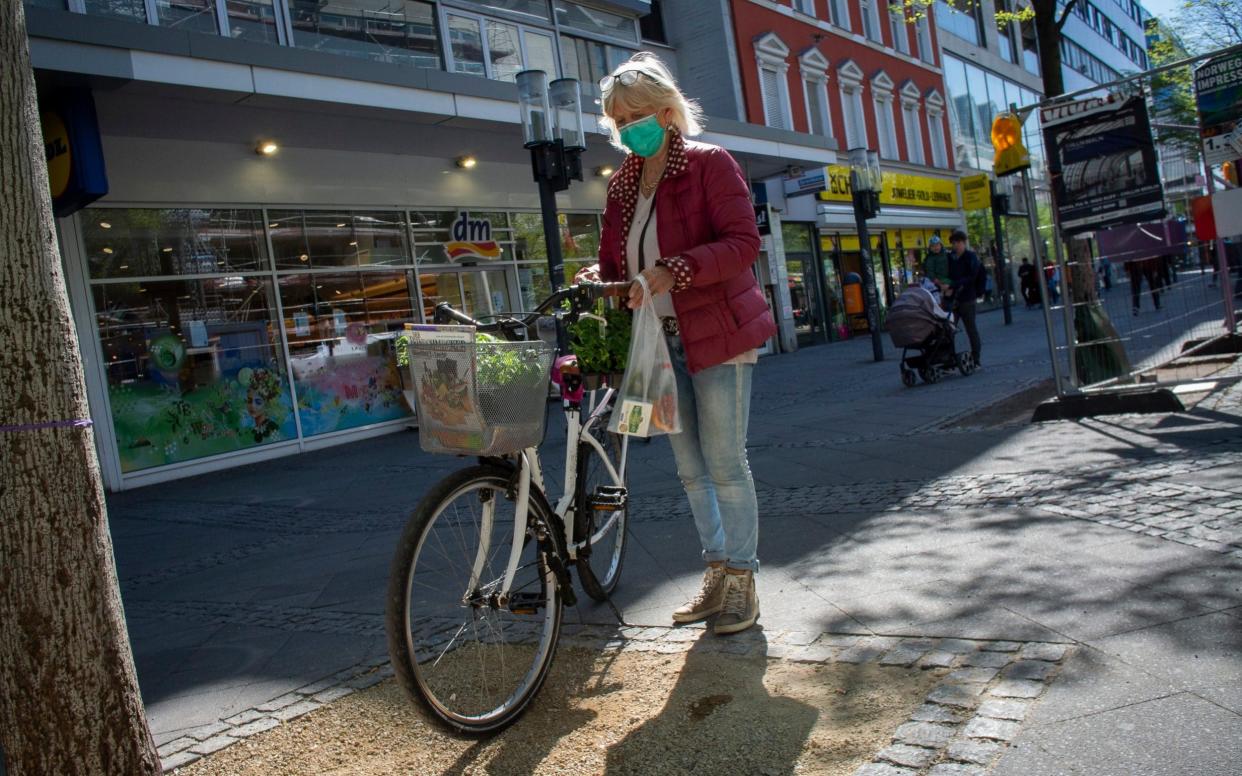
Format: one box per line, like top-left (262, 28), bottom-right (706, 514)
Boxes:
top-left (565, 301), bottom-right (631, 389)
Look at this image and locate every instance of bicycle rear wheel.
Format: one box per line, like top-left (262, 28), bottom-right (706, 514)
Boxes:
top-left (575, 423), bottom-right (628, 601)
top-left (385, 464), bottom-right (562, 734)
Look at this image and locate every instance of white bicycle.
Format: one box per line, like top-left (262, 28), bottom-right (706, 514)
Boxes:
top-left (385, 281), bottom-right (633, 733)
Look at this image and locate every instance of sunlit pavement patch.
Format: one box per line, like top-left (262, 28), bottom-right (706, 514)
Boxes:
top-left (159, 625), bottom-right (1072, 775)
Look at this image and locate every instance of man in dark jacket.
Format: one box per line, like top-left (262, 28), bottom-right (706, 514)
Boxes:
top-left (946, 229), bottom-right (984, 367)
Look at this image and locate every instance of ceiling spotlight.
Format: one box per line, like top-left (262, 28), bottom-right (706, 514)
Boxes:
top-left (594, 165), bottom-right (615, 177)
top-left (336, 223), bottom-right (346, 228)
top-left (99, 221), bottom-right (112, 229)
top-left (162, 247), bottom-right (173, 253)
top-left (455, 155), bottom-right (478, 169)
top-left (256, 140), bottom-right (279, 156)
top-left (102, 247), bottom-right (114, 254)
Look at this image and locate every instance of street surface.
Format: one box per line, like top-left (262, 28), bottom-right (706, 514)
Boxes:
top-left (107, 279), bottom-right (1242, 775)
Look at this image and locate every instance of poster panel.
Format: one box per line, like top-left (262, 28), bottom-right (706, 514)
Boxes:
top-left (1041, 95), bottom-right (1165, 235)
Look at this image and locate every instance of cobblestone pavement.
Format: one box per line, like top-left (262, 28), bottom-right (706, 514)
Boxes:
top-left (158, 624), bottom-right (1074, 774)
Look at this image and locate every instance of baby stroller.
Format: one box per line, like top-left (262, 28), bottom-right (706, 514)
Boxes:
top-left (886, 285), bottom-right (976, 386)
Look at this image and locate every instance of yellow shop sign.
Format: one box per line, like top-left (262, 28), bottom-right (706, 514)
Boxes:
top-left (818, 166), bottom-right (960, 209)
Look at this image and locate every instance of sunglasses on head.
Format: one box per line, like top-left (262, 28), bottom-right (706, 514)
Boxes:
top-left (599, 69), bottom-right (663, 93)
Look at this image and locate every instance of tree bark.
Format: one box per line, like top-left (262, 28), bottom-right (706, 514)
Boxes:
top-left (0, 4), bottom-right (160, 775)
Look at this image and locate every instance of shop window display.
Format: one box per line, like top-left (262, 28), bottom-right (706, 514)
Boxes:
top-left (92, 276), bottom-right (294, 473)
top-left (288, 0), bottom-right (439, 68)
top-left (278, 270), bottom-right (415, 436)
top-left (82, 208), bottom-right (268, 279)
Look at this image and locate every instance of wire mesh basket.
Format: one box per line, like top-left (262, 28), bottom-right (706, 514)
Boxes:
top-left (406, 325), bottom-right (554, 456)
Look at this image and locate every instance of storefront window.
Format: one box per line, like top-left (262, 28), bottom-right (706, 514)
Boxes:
top-left (561, 34), bottom-right (634, 94)
top-left (288, 0), bottom-right (440, 68)
top-left (448, 15), bottom-right (487, 75)
top-left (153, 0), bottom-right (218, 32)
top-left (83, 209), bottom-right (269, 280)
top-left (225, 0), bottom-right (282, 43)
top-left (516, 263), bottom-right (552, 310)
top-left (82, 0), bottom-right (147, 23)
top-left (942, 55), bottom-right (975, 169)
top-left (419, 271), bottom-right (464, 320)
top-left (269, 210), bottom-right (408, 269)
top-left (93, 277), bottom-right (294, 473)
top-left (279, 271), bottom-right (414, 436)
top-left (449, 0), bottom-right (550, 22)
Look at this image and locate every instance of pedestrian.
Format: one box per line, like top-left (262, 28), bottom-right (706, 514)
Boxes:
top-left (946, 229), bottom-right (984, 367)
top-left (574, 52), bottom-right (775, 635)
top-left (922, 235), bottom-right (951, 306)
top-left (1045, 262), bottom-right (1061, 305)
top-left (1127, 258), bottom-right (1163, 314)
top-left (1018, 257), bottom-right (1038, 308)
top-left (1098, 256), bottom-right (1112, 292)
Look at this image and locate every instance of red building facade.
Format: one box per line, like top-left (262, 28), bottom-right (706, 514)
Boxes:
top-left (729, 0), bottom-right (953, 172)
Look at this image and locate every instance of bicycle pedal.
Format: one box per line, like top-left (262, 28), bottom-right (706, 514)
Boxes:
top-left (507, 592), bottom-right (545, 615)
top-left (589, 486), bottom-right (627, 511)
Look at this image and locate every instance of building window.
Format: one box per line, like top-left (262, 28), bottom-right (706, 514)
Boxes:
top-left (793, 0), bottom-right (815, 16)
top-left (81, 0), bottom-right (148, 22)
top-left (902, 103), bottom-right (924, 164)
top-left (639, 0), bottom-right (665, 43)
top-left (800, 48), bottom-right (832, 137)
top-left (449, 0), bottom-right (550, 23)
top-left (224, 0), bottom-right (282, 43)
top-left (915, 15), bottom-right (934, 64)
top-left (755, 32), bottom-right (792, 131)
top-left (872, 72), bottom-right (898, 158)
top-left (446, 12), bottom-right (555, 82)
top-left (926, 90), bottom-right (948, 168)
top-left (837, 60), bottom-right (867, 148)
top-left (1020, 16), bottom-right (1039, 75)
top-left (888, 5), bottom-right (910, 55)
top-left (995, 0), bottom-right (1017, 63)
top-left (562, 34), bottom-right (634, 94)
top-left (934, 0), bottom-right (981, 46)
top-left (826, 0), bottom-right (849, 30)
top-left (860, 0), bottom-right (882, 43)
top-left (152, 0), bottom-right (219, 33)
top-left (289, 0), bottom-right (440, 68)
top-left (552, 0), bottom-right (638, 44)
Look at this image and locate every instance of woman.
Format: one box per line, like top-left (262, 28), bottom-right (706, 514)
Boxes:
top-left (576, 52), bottom-right (775, 635)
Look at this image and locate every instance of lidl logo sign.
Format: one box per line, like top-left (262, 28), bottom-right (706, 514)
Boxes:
top-left (443, 211), bottom-right (502, 261)
top-left (41, 111), bottom-right (72, 199)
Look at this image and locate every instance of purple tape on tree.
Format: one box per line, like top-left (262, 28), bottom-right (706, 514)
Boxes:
top-left (0, 419), bottom-right (94, 433)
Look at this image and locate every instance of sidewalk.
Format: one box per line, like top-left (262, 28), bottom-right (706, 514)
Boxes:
top-left (107, 300), bottom-right (1242, 774)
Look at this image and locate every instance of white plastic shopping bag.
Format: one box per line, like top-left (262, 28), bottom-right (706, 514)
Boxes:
top-left (609, 276), bottom-right (681, 437)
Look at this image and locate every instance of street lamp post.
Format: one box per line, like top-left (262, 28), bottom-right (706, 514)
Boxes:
top-left (990, 176), bottom-right (1013, 325)
top-left (516, 70), bottom-right (586, 291)
top-left (848, 148), bottom-right (885, 362)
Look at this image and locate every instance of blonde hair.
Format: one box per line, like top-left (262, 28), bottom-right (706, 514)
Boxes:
top-left (600, 52), bottom-right (705, 151)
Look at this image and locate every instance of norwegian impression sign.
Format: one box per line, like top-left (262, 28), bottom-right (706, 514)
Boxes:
top-left (1194, 50), bottom-right (1242, 165)
top-left (1040, 94), bottom-right (1165, 235)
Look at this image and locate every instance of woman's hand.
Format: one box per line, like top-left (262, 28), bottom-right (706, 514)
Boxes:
top-left (627, 266), bottom-right (675, 309)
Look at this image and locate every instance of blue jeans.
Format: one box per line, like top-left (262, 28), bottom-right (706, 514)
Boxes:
top-left (665, 336), bottom-right (759, 572)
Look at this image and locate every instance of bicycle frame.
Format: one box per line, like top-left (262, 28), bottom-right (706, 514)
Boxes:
top-left (469, 386), bottom-right (629, 604)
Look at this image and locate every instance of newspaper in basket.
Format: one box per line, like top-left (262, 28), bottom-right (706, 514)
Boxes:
top-left (406, 325), bottom-right (554, 456)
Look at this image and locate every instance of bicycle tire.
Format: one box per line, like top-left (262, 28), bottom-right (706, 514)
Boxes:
top-left (385, 464), bottom-right (563, 734)
top-left (575, 424), bottom-right (629, 602)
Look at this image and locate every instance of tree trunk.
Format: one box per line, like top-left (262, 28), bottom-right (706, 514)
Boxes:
top-left (0, 4), bottom-right (161, 775)
top-left (1031, 0), bottom-right (1066, 98)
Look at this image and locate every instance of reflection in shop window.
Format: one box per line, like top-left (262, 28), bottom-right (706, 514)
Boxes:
top-left (153, 0), bottom-right (218, 32)
top-left (288, 0), bottom-right (439, 68)
top-left (516, 263), bottom-right (552, 310)
top-left (553, 1), bottom-right (637, 43)
top-left (269, 210), bottom-right (409, 269)
top-left (93, 277), bottom-right (294, 473)
top-left (82, 0), bottom-right (148, 22)
top-left (225, 0), bottom-right (281, 43)
top-left (511, 212), bottom-right (547, 262)
top-left (452, 0), bottom-right (550, 22)
top-left (279, 271), bottom-right (414, 436)
top-left (418, 271), bottom-right (464, 320)
top-left (83, 208), bottom-right (269, 279)
top-left (561, 34), bottom-right (634, 95)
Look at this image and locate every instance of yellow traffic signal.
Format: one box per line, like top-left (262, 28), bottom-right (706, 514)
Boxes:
top-left (991, 113), bottom-right (1030, 177)
top-left (1225, 161), bottom-right (1238, 186)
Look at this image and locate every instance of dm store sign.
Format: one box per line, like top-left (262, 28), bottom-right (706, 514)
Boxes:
top-left (442, 211), bottom-right (502, 262)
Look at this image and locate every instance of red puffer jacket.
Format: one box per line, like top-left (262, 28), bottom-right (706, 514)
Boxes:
top-left (598, 132), bottom-right (777, 374)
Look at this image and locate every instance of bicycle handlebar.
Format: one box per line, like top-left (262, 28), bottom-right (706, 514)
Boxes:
top-left (432, 281), bottom-right (631, 337)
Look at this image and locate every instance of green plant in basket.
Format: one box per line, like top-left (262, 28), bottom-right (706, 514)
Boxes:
top-left (566, 301), bottom-right (631, 375)
top-left (474, 332), bottom-right (546, 388)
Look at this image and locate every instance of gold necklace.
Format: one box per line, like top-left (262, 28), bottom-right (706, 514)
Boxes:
top-left (640, 162), bottom-right (665, 197)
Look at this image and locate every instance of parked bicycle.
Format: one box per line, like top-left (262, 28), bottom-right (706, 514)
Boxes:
top-left (385, 281), bottom-right (633, 733)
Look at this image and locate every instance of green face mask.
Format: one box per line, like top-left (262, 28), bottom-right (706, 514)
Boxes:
top-left (618, 114), bottom-right (667, 158)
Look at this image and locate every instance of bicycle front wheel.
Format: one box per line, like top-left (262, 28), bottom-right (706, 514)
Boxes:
top-left (385, 464), bottom-right (563, 734)
top-left (575, 424), bottom-right (628, 601)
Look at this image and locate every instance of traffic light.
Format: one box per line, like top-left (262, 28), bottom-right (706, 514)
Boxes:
top-left (1224, 160), bottom-right (1239, 186)
top-left (991, 113), bottom-right (1030, 177)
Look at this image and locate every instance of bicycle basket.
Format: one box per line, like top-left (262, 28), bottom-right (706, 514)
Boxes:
top-left (406, 325), bottom-right (554, 456)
